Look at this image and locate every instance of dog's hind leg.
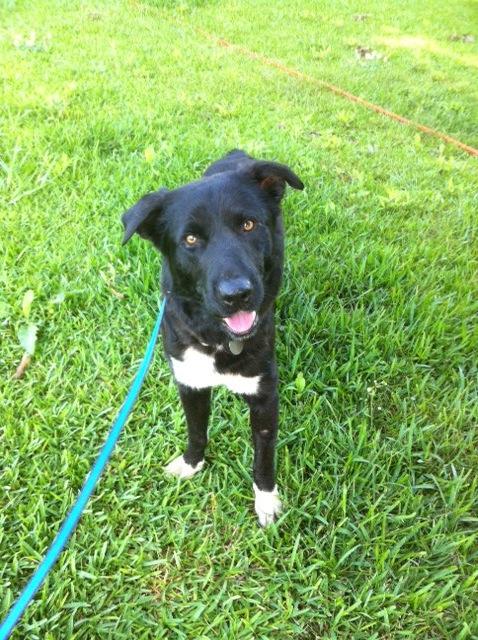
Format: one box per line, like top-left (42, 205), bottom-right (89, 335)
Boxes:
top-left (164, 385), bottom-right (211, 479)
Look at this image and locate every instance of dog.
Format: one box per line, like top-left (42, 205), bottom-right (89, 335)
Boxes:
top-left (121, 150), bottom-right (303, 525)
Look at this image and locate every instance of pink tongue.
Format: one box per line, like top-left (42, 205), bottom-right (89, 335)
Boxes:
top-left (224, 311), bottom-right (256, 334)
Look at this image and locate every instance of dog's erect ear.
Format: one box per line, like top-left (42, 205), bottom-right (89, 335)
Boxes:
top-left (121, 189), bottom-right (168, 245)
top-left (246, 161), bottom-right (304, 200)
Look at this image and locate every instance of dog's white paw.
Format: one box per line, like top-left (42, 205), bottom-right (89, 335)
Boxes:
top-left (164, 455), bottom-right (204, 479)
top-left (253, 483), bottom-right (282, 526)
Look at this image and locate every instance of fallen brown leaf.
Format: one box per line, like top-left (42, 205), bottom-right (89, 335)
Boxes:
top-left (109, 287), bottom-right (125, 300)
top-left (353, 14), bottom-right (370, 22)
top-left (355, 46), bottom-right (382, 60)
top-left (449, 33), bottom-right (475, 43)
top-left (14, 353), bottom-right (31, 379)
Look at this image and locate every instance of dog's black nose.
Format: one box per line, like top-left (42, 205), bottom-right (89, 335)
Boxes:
top-left (217, 277), bottom-right (252, 306)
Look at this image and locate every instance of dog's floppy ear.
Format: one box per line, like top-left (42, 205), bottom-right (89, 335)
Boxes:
top-left (246, 160), bottom-right (304, 200)
top-left (121, 188), bottom-right (168, 245)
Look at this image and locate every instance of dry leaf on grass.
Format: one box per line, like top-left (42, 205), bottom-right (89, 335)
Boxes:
top-left (353, 14), bottom-right (370, 22)
top-left (449, 34), bottom-right (475, 43)
top-left (355, 46), bottom-right (383, 61)
top-left (14, 353), bottom-right (32, 379)
top-left (109, 288), bottom-right (125, 300)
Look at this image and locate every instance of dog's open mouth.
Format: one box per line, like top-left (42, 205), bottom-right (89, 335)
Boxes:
top-left (223, 310), bottom-right (257, 337)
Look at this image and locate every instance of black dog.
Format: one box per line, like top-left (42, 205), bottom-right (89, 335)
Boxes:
top-left (121, 150), bottom-right (303, 525)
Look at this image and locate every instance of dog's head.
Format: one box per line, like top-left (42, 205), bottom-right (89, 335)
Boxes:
top-left (121, 157), bottom-right (303, 340)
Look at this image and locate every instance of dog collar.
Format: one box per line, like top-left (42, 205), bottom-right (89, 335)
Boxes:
top-left (228, 339), bottom-right (243, 355)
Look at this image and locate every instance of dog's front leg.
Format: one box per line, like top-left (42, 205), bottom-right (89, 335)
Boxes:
top-left (245, 385), bottom-right (282, 526)
top-left (164, 384), bottom-right (211, 479)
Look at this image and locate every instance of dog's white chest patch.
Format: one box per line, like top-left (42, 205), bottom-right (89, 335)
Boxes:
top-left (170, 347), bottom-right (260, 395)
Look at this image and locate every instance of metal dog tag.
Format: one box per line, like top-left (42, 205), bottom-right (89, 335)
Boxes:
top-left (228, 340), bottom-right (243, 355)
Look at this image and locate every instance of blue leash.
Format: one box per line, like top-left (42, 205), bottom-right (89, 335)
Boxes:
top-left (0, 298), bottom-right (167, 640)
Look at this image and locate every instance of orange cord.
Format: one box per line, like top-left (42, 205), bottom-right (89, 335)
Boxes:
top-left (202, 32), bottom-right (478, 158)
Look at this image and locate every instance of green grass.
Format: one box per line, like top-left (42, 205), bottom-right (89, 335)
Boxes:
top-left (1, 0), bottom-right (477, 637)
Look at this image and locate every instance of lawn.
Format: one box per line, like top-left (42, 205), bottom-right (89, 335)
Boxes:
top-left (1, 0), bottom-right (477, 638)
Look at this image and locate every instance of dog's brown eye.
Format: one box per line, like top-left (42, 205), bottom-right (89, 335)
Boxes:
top-left (185, 234), bottom-right (198, 246)
top-left (242, 220), bottom-right (255, 232)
